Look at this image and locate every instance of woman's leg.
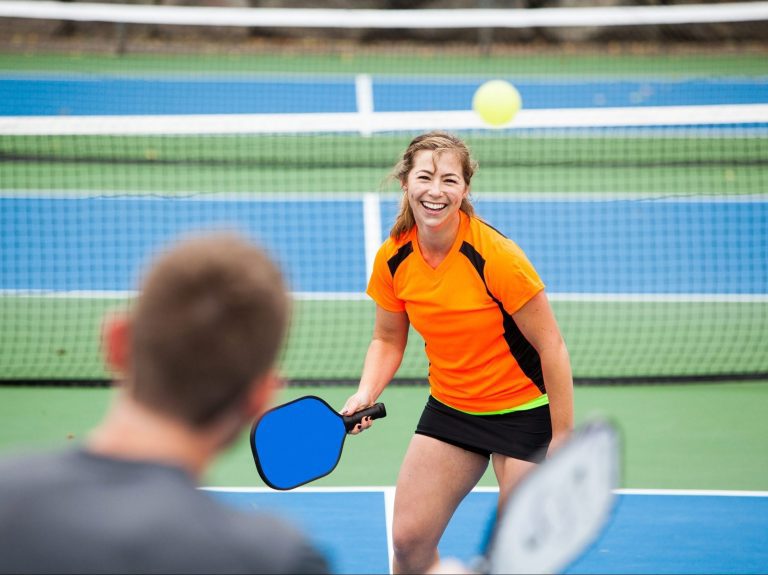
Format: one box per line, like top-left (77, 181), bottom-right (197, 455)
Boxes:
top-left (392, 434), bottom-right (489, 574)
top-left (491, 453), bottom-right (537, 516)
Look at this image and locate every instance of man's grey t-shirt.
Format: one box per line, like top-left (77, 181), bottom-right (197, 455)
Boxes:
top-left (0, 448), bottom-right (328, 574)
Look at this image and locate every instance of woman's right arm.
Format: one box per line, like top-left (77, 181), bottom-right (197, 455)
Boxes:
top-left (341, 305), bottom-right (409, 422)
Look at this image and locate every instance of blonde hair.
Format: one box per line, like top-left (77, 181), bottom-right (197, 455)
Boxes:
top-left (390, 131), bottom-right (477, 240)
top-left (130, 233), bottom-right (289, 427)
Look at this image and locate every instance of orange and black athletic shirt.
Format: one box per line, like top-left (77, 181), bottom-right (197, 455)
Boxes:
top-left (367, 211), bottom-right (547, 415)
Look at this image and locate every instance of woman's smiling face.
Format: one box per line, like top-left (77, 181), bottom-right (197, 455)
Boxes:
top-left (405, 149), bottom-right (469, 234)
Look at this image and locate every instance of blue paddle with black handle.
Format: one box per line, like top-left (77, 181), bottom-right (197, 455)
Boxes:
top-left (250, 395), bottom-right (386, 490)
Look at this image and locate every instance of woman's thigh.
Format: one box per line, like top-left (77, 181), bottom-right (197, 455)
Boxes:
top-left (393, 434), bottom-right (489, 547)
top-left (491, 453), bottom-right (538, 513)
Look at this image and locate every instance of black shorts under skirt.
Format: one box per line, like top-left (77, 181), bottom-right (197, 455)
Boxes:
top-left (415, 396), bottom-right (552, 463)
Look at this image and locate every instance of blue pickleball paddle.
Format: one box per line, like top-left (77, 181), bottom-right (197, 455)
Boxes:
top-left (251, 395), bottom-right (386, 490)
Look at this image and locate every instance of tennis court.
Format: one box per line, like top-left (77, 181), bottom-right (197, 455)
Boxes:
top-left (208, 487), bottom-right (768, 574)
top-left (1, 382), bottom-right (767, 573)
top-left (2, 195), bottom-right (765, 294)
top-left (1, 2), bottom-right (767, 573)
top-left (2, 193), bottom-right (766, 381)
top-left (2, 65), bottom-right (766, 381)
top-left (3, 75), bottom-right (767, 116)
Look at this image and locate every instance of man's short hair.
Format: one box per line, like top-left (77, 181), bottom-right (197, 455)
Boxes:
top-left (129, 233), bottom-right (289, 427)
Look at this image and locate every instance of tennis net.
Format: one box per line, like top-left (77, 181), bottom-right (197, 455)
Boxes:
top-left (1, 1), bottom-right (767, 385)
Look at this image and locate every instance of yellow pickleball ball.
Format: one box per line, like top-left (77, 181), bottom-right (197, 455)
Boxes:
top-left (472, 80), bottom-right (522, 127)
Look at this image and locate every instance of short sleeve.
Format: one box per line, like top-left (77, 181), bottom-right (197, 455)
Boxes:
top-left (485, 239), bottom-right (545, 315)
top-left (366, 243), bottom-right (406, 312)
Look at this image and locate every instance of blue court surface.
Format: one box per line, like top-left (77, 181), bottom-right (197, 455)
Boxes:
top-left (2, 75), bottom-right (767, 116)
top-left (2, 195), bottom-right (765, 295)
top-left (208, 488), bottom-right (768, 574)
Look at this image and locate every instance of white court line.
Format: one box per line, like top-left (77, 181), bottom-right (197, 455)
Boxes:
top-left (383, 486), bottom-right (395, 574)
top-left (362, 193), bottom-right (382, 282)
top-left (2, 290), bottom-right (765, 303)
top-left (0, 191), bottom-right (382, 201)
top-left (615, 488), bottom-right (768, 497)
top-left (3, 190), bottom-right (768, 203)
top-left (3, 104), bottom-right (768, 135)
top-left (1, 193), bottom-right (765, 303)
top-left (205, 486), bottom-right (768, 497)
top-left (355, 74), bottom-right (374, 138)
top-left (0, 290), bottom-right (138, 299)
top-left (201, 485), bottom-right (394, 493)
top-left (202, 485), bottom-right (767, 572)
top-left (4, 70), bottom-right (768, 83)
top-left (549, 293), bottom-right (768, 303)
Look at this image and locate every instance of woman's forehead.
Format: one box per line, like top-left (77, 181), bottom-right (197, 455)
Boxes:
top-left (412, 149), bottom-right (462, 172)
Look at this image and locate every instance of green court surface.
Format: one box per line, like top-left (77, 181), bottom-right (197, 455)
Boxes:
top-left (1, 383), bottom-right (766, 491)
top-left (2, 297), bottom-right (766, 380)
top-left (3, 133), bottom-right (765, 195)
top-left (2, 48), bottom-right (766, 497)
top-left (1, 50), bottom-right (766, 76)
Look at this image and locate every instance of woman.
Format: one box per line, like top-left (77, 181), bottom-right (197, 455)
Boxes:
top-left (343, 131), bottom-right (573, 574)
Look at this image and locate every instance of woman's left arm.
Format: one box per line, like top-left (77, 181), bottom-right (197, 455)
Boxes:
top-left (512, 290), bottom-right (574, 455)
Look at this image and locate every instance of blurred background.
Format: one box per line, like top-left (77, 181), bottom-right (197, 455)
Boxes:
top-left (3, 0), bottom-right (768, 54)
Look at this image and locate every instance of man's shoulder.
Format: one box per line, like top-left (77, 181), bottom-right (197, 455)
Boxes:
top-left (132, 486), bottom-right (329, 573)
top-left (0, 446), bottom-right (183, 491)
top-left (207, 505), bottom-right (329, 574)
top-left (0, 447), bottom-right (77, 485)
top-left (0, 449), bottom-right (329, 574)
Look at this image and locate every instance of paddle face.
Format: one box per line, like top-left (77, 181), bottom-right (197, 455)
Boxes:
top-left (250, 395), bottom-right (386, 490)
top-left (484, 419), bottom-right (621, 575)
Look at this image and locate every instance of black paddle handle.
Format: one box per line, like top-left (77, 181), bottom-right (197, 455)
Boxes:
top-left (342, 403), bottom-right (387, 432)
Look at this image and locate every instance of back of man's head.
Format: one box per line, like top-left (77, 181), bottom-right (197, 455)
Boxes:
top-left (128, 233), bottom-right (289, 428)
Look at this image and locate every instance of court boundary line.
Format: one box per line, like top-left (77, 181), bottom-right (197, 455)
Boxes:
top-left (2, 192), bottom-right (766, 302)
top-left (383, 486), bottom-right (395, 573)
top-left (3, 190), bottom-right (768, 203)
top-left (203, 486), bottom-right (768, 497)
top-left (203, 486), bottom-right (768, 574)
top-left (2, 290), bottom-right (766, 303)
top-left (363, 192), bottom-right (382, 281)
top-left (355, 74), bottom-right (374, 138)
top-left (4, 71), bottom-right (768, 83)
top-left (615, 488), bottom-right (768, 497)
top-left (3, 104), bottom-right (767, 135)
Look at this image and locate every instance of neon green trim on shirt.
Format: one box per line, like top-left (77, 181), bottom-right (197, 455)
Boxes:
top-left (436, 393), bottom-right (549, 416)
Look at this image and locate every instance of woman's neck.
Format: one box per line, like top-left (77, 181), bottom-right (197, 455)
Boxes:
top-left (417, 213), bottom-right (462, 268)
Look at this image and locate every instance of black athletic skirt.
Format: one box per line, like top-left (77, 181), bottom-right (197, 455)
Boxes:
top-left (415, 396), bottom-right (552, 463)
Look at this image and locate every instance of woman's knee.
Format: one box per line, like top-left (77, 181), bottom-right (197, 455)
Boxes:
top-left (392, 520), bottom-right (438, 558)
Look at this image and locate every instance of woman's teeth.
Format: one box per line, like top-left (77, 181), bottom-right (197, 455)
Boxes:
top-left (422, 201), bottom-right (446, 211)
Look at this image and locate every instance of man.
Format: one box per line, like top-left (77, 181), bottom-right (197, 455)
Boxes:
top-left (0, 233), bottom-right (328, 574)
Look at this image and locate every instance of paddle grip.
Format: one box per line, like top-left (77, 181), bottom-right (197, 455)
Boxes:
top-left (343, 403), bottom-right (387, 432)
